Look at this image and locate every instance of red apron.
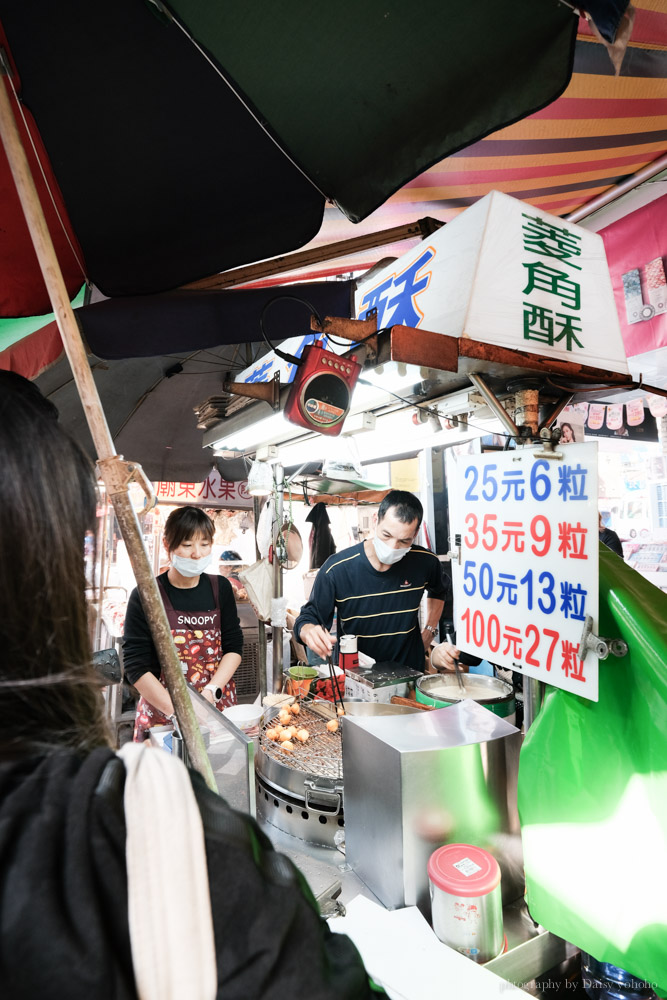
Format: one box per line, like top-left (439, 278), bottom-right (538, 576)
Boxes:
top-left (133, 574), bottom-right (236, 742)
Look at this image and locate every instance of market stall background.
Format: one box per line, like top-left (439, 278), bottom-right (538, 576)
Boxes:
top-left (1, 5), bottom-right (667, 995)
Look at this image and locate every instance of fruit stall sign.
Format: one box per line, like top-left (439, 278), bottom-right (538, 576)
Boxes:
top-left (449, 443), bottom-right (600, 701)
top-left (153, 470), bottom-right (253, 509)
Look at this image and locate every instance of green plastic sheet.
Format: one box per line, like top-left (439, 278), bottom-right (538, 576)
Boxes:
top-left (519, 544), bottom-right (667, 994)
top-left (0, 286), bottom-right (86, 353)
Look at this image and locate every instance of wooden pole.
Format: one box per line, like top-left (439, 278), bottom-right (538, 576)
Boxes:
top-left (0, 69), bottom-right (216, 790)
top-left (181, 218), bottom-right (443, 291)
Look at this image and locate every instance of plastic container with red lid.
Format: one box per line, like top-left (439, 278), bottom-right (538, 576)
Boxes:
top-left (428, 844), bottom-right (504, 963)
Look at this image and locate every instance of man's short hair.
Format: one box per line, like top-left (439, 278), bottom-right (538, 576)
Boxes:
top-left (377, 490), bottom-right (423, 528)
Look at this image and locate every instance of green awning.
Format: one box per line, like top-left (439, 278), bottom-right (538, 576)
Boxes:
top-left (0, 286), bottom-right (86, 353)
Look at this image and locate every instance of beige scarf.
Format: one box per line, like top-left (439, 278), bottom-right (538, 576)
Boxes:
top-left (118, 743), bottom-right (217, 1000)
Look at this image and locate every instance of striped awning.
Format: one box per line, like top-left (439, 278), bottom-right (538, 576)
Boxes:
top-left (302, 1), bottom-right (667, 277)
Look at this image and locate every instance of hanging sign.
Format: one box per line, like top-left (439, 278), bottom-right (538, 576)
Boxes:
top-left (606, 404), bottom-right (624, 430)
top-left (599, 193), bottom-right (667, 358)
top-left (586, 403), bottom-right (606, 431)
top-left (626, 398), bottom-right (645, 427)
top-left (449, 444), bottom-right (599, 701)
top-left (391, 457), bottom-right (420, 492)
top-left (354, 190), bottom-right (628, 375)
top-left (154, 470), bottom-right (253, 509)
top-left (647, 394), bottom-right (667, 419)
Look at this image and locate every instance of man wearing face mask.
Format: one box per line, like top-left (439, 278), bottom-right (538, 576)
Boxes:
top-left (294, 490), bottom-right (445, 670)
top-left (123, 505), bottom-right (243, 741)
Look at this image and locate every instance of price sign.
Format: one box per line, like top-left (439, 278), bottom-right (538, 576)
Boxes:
top-left (449, 443), bottom-right (599, 701)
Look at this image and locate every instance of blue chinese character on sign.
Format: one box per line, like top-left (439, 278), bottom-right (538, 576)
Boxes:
top-left (244, 360), bottom-right (273, 384)
top-left (557, 464), bottom-right (589, 501)
top-left (496, 574), bottom-right (518, 606)
top-left (357, 248), bottom-right (434, 328)
top-left (560, 581), bottom-right (587, 621)
top-left (500, 470), bottom-right (526, 501)
top-left (357, 276), bottom-right (394, 325)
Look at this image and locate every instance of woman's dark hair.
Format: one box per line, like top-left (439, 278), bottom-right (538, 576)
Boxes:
top-left (0, 372), bottom-right (110, 753)
top-left (163, 506), bottom-right (214, 552)
top-left (377, 490), bottom-right (423, 528)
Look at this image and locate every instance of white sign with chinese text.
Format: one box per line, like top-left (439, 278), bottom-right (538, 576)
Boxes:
top-left (353, 190), bottom-right (628, 376)
top-left (153, 469), bottom-right (253, 508)
top-left (449, 443), bottom-right (600, 701)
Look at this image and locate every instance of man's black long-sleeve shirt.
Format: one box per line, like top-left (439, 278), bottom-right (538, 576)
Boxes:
top-left (294, 542), bottom-right (445, 669)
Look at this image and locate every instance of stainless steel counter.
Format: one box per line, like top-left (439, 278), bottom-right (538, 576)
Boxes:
top-left (259, 820), bottom-right (380, 910)
top-left (187, 692), bottom-right (575, 998)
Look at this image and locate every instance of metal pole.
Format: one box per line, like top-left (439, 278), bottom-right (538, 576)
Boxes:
top-left (0, 65), bottom-right (215, 790)
top-left (420, 446), bottom-right (439, 641)
top-left (566, 153), bottom-right (667, 224)
top-left (468, 374), bottom-right (520, 438)
top-left (523, 680), bottom-right (544, 732)
top-left (513, 385), bottom-right (544, 732)
top-left (253, 495), bottom-right (268, 699)
top-left (93, 491), bottom-right (108, 652)
top-left (272, 463), bottom-right (285, 693)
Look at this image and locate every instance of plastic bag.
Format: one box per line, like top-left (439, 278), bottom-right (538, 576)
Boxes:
top-left (255, 499), bottom-right (273, 560)
top-left (519, 545), bottom-right (667, 995)
top-left (238, 558), bottom-right (273, 622)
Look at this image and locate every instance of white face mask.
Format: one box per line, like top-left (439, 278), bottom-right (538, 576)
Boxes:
top-left (373, 534), bottom-right (411, 566)
top-left (170, 552), bottom-right (212, 578)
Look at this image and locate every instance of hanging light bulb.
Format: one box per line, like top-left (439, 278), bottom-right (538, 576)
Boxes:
top-left (247, 459), bottom-right (273, 496)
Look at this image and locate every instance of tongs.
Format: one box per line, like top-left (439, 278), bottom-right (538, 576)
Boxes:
top-left (453, 657), bottom-right (466, 692)
top-left (446, 632), bottom-right (466, 692)
top-left (327, 653), bottom-right (345, 715)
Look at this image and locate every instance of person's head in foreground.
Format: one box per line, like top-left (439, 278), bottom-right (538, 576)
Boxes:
top-left (0, 371), bottom-right (109, 754)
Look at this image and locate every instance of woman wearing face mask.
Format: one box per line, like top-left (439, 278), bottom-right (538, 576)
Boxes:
top-left (123, 506), bottom-right (243, 742)
top-left (294, 490), bottom-right (446, 670)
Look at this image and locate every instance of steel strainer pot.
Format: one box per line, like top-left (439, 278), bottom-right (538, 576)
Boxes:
top-left (416, 673), bottom-right (515, 723)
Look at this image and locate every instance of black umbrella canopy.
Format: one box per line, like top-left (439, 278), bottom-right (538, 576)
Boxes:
top-left (34, 280), bottom-right (355, 481)
top-left (0, 0), bottom-right (324, 301)
top-left (0, 0), bottom-right (583, 315)
top-left (36, 344), bottom-right (247, 484)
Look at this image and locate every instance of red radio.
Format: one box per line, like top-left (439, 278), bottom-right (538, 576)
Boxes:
top-left (284, 341), bottom-right (361, 436)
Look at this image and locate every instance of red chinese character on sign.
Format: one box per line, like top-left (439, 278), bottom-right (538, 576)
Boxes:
top-left (557, 522), bottom-right (588, 560)
top-left (502, 626), bottom-right (522, 659)
top-left (237, 481), bottom-right (251, 500)
top-left (561, 640), bottom-right (586, 682)
top-left (197, 476), bottom-right (218, 500)
top-left (156, 481), bottom-right (176, 498)
top-left (177, 483), bottom-right (197, 498)
top-left (501, 522), bottom-right (525, 553)
top-left (216, 479), bottom-right (237, 500)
